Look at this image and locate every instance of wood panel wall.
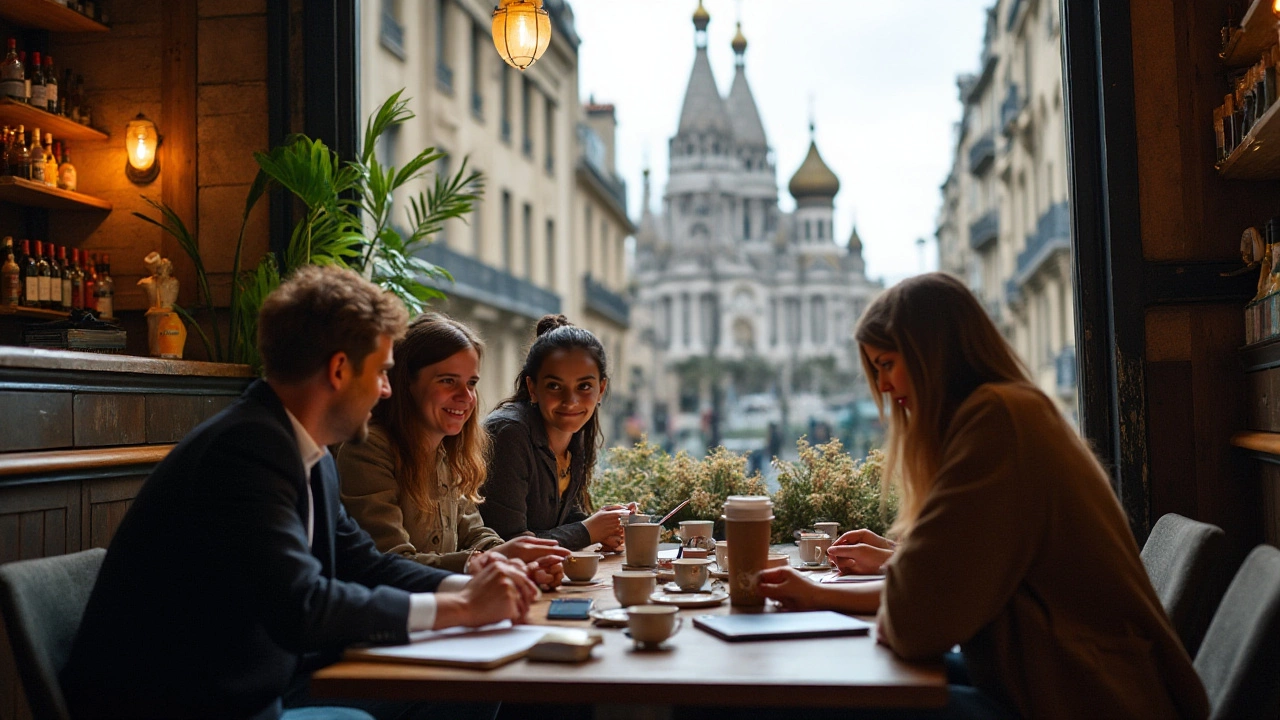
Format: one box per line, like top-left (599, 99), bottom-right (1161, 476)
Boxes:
top-left (1129, 0), bottom-right (1276, 560)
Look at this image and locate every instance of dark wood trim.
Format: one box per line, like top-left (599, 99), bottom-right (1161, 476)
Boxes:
top-left (1241, 337), bottom-right (1280, 372)
top-left (267, 0), bottom-right (294, 260)
top-left (1233, 430), bottom-right (1280, 456)
top-left (161, 1), bottom-right (199, 309)
top-left (0, 367), bottom-right (252, 395)
top-left (0, 445), bottom-right (173, 483)
top-left (1143, 262), bottom-right (1258, 306)
top-left (303, 0), bottom-right (359, 167)
top-left (1062, 0), bottom-right (1150, 536)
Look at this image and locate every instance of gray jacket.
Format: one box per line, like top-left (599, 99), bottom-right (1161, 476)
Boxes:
top-left (479, 401), bottom-right (591, 549)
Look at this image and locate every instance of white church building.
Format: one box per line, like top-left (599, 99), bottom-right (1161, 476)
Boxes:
top-left (626, 2), bottom-right (881, 455)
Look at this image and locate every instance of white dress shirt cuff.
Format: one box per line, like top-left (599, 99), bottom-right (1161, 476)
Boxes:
top-left (407, 574), bottom-right (473, 632)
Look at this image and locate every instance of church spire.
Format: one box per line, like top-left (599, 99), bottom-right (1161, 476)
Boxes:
top-left (677, 1), bottom-right (732, 138)
top-left (726, 19), bottom-right (767, 149)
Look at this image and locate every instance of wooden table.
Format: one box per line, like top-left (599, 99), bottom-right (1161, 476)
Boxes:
top-left (311, 552), bottom-right (947, 710)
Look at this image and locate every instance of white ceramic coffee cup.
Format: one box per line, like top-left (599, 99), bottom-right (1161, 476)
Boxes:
top-left (672, 558), bottom-right (711, 591)
top-left (625, 522), bottom-right (660, 567)
top-left (678, 519), bottom-right (714, 544)
top-left (613, 570), bottom-right (657, 606)
top-left (814, 521), bottom-right (839, 542)
top-left (563, 551), bottom-right (601, 581)
top-left (798, 534), bottom-right (832, 567)
top-left (714, 541), bottom-right (729, 570)
top-left (627, 605), bottom-right (683, 647)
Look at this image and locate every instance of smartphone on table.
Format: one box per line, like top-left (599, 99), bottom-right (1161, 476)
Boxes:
top-left (546, 598), bottom-right (594, 620)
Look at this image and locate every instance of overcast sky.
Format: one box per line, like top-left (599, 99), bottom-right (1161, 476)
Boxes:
top-left (572, 0), bottom-right (991, 286)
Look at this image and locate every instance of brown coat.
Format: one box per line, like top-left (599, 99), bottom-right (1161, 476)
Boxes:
top-left (336, 426), bottom-right (504, 573)
top-left (877, 382), bottom-right (1208, 719)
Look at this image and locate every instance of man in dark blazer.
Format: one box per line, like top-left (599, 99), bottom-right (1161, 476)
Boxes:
top-left (61, 266), bottom-right (537, 720)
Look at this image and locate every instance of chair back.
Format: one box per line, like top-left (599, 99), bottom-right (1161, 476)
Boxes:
top-left (1194, 544), bottom-right (1280, 719)
top-left (0, 548), bottom-right (106, 720)
top-left (1140, 513), bottom-right (1228, 656)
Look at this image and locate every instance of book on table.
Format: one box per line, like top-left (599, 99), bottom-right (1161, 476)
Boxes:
top-left (693, 611), bottom-right (872, 642)
top-left (344, 622), bottom-right (552, 669)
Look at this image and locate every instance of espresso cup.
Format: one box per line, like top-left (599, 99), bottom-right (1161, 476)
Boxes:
top-left (626, 605), bottom-right (683, 648)
top-left (625, 522), bottom-right (660, 567)
top-left (814, 521), bottom-right (840, 542)
top-left (613, 570), bottom-right (657, 606)
top-left (714, 542), bottom-right (729, 571)
top-left (672, 558), bottom-right (711, 591)
top-left (563, 551), bottom-right (601, 582)
top-left (678, 519), bottom-right (714, 545)
top-left (766, 552), bottom-right (789, 569)
top-left (798, 534), bottom-right (832, 567)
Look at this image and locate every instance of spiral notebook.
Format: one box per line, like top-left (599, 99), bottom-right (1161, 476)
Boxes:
top-left (345, 622), bottom-right (552, 669)
top-left (693, 611), bottom-right (872, 642)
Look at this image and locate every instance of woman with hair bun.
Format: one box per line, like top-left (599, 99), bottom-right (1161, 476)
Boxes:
top-left (337, 313), bottom-right (568, 587)
top-left (479, 314), bottom-right (635, 551)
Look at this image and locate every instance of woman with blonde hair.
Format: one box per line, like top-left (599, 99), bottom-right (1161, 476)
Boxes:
top-left (755, 273), bottom-right (1208, 719)
top-left (338, 313), bottom-right (568, 586)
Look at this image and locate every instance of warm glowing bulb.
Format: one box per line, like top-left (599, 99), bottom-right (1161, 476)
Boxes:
top-left (134, 136), bottom-right (147, 163)
top-left (491, 0), bottom-right (551, 71)
top-left (1274, 0), bottom-right (1280, 16)
top-left (124, 113), bottom-right (160, 182)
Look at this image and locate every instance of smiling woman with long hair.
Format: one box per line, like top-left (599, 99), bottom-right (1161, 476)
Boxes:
top-left (753, 273), bottom-right (1208, 719)
top-left (337, 313), bottom-right (568, 581)
top-left (479, 315), bottom-right (634, 551)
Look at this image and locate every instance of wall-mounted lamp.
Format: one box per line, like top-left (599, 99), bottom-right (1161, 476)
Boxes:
top-left (491, 0), bottom-right (551, 71)
top-left (125, 113), bottom-right (160, 185)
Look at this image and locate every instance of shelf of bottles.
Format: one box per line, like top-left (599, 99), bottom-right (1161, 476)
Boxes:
top-left (0, 0), bottom-right (109, 34)
top-left (2, 238), bottom-right (114, 318)
top-left (0, 97), bottom-right (103, 140)
top-left (1221, 0), bottom-right (1276, 69)
top-left (0, 175), bottom-right (105, 210)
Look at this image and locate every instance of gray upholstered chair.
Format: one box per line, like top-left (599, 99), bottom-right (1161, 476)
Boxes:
top-left (0, 548), bottom-right (105, 720)
top-left (1140, 513), bottom-right (1227, 656)
top-left (1194, 544), bottom-right (1280, 720)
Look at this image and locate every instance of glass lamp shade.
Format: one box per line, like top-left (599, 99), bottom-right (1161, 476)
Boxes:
top-left (491, 0), bottom-right (551, 71)
top-left (125, 115), bottom-right (158, 172)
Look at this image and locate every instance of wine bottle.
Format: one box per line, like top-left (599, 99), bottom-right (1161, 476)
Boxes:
top-left (28, 51), bottom-right (45, 112)
top-left (19, 239), bottom-right (36, 307)
top-left (58, 245), bottom-right (71, 309)
top-left (1, 236), bottom-right (18, 308)
top-left (69, 248), bottom-right (84, 310)
top-left (33, 240), bottom-right (50, 308)
top-left (0, 39), bottom-right (22, 102)
top-left (95, 252), bottom-right (113, 319)
top-left (43, 55), bottom-right (56, 114)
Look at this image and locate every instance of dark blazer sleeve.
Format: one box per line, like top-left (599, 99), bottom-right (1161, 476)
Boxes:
top-left (192, 421), bottom-right (436, 652)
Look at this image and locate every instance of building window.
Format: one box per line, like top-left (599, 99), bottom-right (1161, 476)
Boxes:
top-left (817, 219), bottom-right (825, 240)
top-left (435, 150), bottom-right (450, 246)
top-left (660, 296), bottom-right (673, 348)
top-left (470, 23), bottom-right (484, 120)
top-left (500, 66), bottom-right (512, 143)
top-left (700, 293), bottom-right (720, 349)
top-left (544, 95), bottom-right (555, 175)
top-left (521, 77), bottom-right (533, 157)
top-left (601, 221), bottom-right (610, 286)
top-left (523, 203), bottom-right (533, 280)
top-left (501, 191), bottom-right (512, 272)
top-left (380, 0), bottom-right (406, 60)
top-left (785, 297), bottom-right (802, 345)
top-left (436, 0), bottom-right (453, 94)
top-left (804, 220), bottom-right (812, 240)
top-left (811, 296), bottom-right (827, 345)
top-left (770, 298), bottom-right (778, 347)
top-left (585, 205), bottom-right (594, 271)
top-left (743, 199), bottom-right (751, 240)
top-left (545, 219), bottom-right (556, 290)
top-left (471, 191), bottom-right (483, 257)
top-left (681, 293), bottom-right (691, 347)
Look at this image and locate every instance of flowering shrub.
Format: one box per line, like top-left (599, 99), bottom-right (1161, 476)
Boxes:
top-left (593, 440), bottom-right (767, 539)
top-left (771, 439), bottom-right (893, 543)
top-left (594, 437), bottom-right (892, 544)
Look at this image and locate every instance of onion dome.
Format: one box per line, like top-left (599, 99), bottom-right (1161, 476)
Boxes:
top-left (788, 133), bottom-right (840, 200)
top-left (693, 1), bottom-right (710, 31)
top-left (731, 22), bottom-right (747, 55)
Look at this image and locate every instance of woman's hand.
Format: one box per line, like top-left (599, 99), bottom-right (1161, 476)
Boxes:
top-left (827, 528), bottom-right (895, 575)
top-left (827, 543), bottom-right (894, 575)
top-left (486, 536), bottom-right (571, 565)
top-left (524, 555), bottom-right (565, 590)
top-left (756, 567), bottom-right (828, 612)
top-left (582, 507), bottom-right (631, 548)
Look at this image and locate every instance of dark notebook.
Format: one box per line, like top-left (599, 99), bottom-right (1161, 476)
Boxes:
top-left (693, 611), bottom-right (872, 642)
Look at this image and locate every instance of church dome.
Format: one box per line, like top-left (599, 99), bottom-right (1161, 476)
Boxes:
top-left (731, 22), bottom-right (747, 54)
top-left (693, 1), bottom-right (709, 31)
top-left (788, 137), bottom-right (840, 200)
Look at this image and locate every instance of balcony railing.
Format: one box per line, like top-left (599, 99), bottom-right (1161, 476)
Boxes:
top-left (416, 242), bottom-right (560, 320)
top-left (969, 132), bottom-right (995, 175)
top-left (577, 158), bottom-right (628, 218)
top-left (1013, 201), bottom-right (1071, 288)
top-left (1055, 346), bottom-right (1077, 398)
top-left (380, 11), bottom-right (406, 60)
top-left (1001, 84), bottom-right (1023, 135)
top-left (583, 274), bottom-right (630, 327)
top-left (969, 209), bottom-right (999, 251)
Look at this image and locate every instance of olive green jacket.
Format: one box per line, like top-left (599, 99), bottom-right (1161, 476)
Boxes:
top-left (336, 426), bottom-right (504, 573)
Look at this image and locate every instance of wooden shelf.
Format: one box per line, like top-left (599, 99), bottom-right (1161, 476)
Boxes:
top-left (1222, 0), bottom-right (1277, 68)
top-left (0, 0), bottom-right (108, 33)
top-left (1217, 97), bottom-right (1280, 179)
top-left (1233, 430), bottom-right (1280, 456)
top-left (0, 175), bottom-right (109, 210)
top-left (0, 99), bottom-right (107, 141)
top-left (0, 304), bottom-right (68, 319)
top-left (0, 444), bottom-right (174, 478)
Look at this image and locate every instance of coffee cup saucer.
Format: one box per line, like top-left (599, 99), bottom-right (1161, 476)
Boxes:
top-left (793, 562), bottom-right (832, 571)
top-left (622, 630), bottom-right (676, 652)
top-left (589, 607), bottom-right (630, 627)
top-left (650, 588), bottom-right (729, 608)
top-left (562, 578), bottom-right (601, 586)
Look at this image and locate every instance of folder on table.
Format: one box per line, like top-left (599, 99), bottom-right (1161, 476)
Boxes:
top-left (344, 622), bottom-right (552, 669)
top-left (693, 611), bottom-right (871, 642)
